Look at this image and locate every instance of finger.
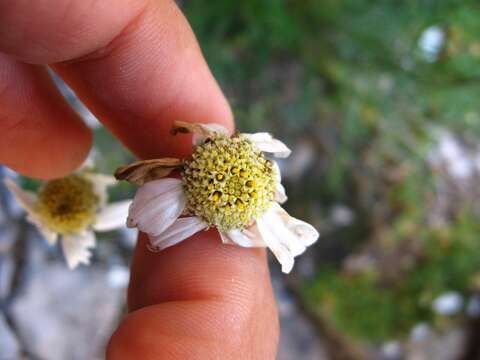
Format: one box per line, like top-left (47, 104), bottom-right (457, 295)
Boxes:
top-left (0, 0), bottom-right (145, 64)
top-left (128, 233), bottom-right (268, 311)
top-left (0, 0), bottom-right (233, 158)
top-left (107, 234), bottom-right (278, 359)
top-left (0, 54), bottom-right (91, 178)
top-left (54, 0), bottom-right (234, 159)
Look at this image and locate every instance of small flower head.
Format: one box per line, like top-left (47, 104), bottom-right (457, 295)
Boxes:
top-left (36, 175), bottom-right (99, 235)
top-left (4, 168), bottom-right (131, 269)
top-left (183, 134), bottom-right (277, 232)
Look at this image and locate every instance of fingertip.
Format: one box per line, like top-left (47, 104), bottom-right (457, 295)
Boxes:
top-left (127, 231), bottom-right (267, 311)
top-left (107, 299), bottom-right (278, 360)
top-left (0, 56), bottom-right (92, 179)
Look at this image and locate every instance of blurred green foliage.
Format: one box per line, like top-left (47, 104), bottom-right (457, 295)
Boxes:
top-left (182, 0), bottom-right (480, 342)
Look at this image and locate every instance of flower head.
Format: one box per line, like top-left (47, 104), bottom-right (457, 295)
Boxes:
top-left (4, 169), bottom-right (131, 269)
top-left (116, 121), bottom-right (319, 273)
top-left (36, 175), bottom-right (99, 235)
top-left (183, 133), bottom-right (276, 232)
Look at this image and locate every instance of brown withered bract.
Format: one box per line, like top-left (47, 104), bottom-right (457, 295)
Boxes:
top-left (114, 158), bottom-right (183, 186)
top-left (170, 121), bottom-right (215, 138)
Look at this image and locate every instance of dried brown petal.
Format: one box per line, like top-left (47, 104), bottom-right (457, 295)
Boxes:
top-left (171, 121), bottom-right (229, 145)
top-left (114, 158), bottom-right (183, 186)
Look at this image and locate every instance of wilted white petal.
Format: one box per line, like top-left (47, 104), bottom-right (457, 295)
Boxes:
top-left (150, 216), bottom-right (207, 250)
top-left (221, 224), bottom-right (266, 247)
top-left (3, 178), bottom-right (58, 245)
top-left (275, 183), bottom-right (288, 204)
top-left (62, 231), bottom-right (96, 269)
top-left (83, 173), bottom-right (116, 207)
top-left (257, 217), bottom-right (295, 273)
top-left (93, 200), bottom-right (132, 232)
top-left (244, 132), bottom-right (291, 158)
top-left (273, 203), bottom-right (319, 247)
top-left (128, 178), bottom-right (186, 236)
top-left (256, 203), bottom-right (319, 273)
top-left (271, 161), bottom-right (287, 203)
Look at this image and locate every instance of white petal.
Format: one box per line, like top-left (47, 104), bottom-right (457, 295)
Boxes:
top-left (35, 223), bottom-right (58, 245)
top-left (3, 178), bottom-right (58, 245)
top-left (62, 231), bottom-right (96, 269)
top-left (77, 152), bottom-right (96, 171)
top-left (93, 200), bottom-right (132, 232)
top-left (128, 178), bottom-right (186, 236)
top-left (274, 204), bottom-right (319, 247)
top-left (244, 132), bottom-right (291, 158)
top-left (149, 216), bottom-right (207, 250)
top-left (220, 224), bottom-right (266, 247)
top-left (3, 177), bottom-right (37, 214)
top-left (83, 173), bottom-right (116, 207)
top-left (271, 161), bottom-right (287, 204)
top-left (256, 203), bottom-right (319, 273)
top-left (275, 183), bottom-right (288, 204)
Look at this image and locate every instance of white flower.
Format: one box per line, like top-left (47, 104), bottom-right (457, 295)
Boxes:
top-left (116, 122), bottom-right (319, 273)
top-left (432, 291), bottom-right (464, 316)
top-left (4, 172), bottom-right (131, 269)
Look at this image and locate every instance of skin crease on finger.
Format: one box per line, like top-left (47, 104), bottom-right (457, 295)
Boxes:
top-left (0, 0), bottom-right (280, 357)
top-left (107, 234), bottom-right (279, 359)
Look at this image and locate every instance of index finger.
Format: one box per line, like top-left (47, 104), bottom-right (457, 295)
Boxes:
top-left (0, 0), bottom-right (234, 157)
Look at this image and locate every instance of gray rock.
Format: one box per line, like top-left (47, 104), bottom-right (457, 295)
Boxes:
top-left (10, 263), bottom-right (125, 360)
top-left (0, 312), bottom-right (20, 360)
top-left (272, 275), bottom-right (329, 360)
top-left (405, 327), bottom-right (465, 360)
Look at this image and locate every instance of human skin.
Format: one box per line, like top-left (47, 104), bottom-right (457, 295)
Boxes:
top-left (0, 0), bottom-right (279, 358)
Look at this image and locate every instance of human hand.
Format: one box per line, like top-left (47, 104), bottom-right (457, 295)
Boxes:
top-left (0, 0), bottom-right (279, 358)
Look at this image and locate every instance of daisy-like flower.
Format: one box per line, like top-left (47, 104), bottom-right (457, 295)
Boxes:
top-left (3, 171), bottom-right (131, 269)
top-left (115, 122), bottom-right (319, 273)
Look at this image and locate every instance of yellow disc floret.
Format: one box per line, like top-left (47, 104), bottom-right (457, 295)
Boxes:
top-left (183, 134), bottom-right (277, 232)
top-left (36, 175), bottom-right (99, 235)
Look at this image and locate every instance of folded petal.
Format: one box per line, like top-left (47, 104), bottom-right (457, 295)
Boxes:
top-left (256, 203), bottom-right (319, 273)
top-left (128, 178), bottom-right (187, 236)
top-left (244, 132), bottom-right (291, 158)
top-left (220, 224), bottom-right (266, 247)
top-left (62, 231), bottom-right (96, 269)
top-left (172, 121), bottom-right (229, 145)
top-left (274, 204), bottom-right (319, 247)
top-left (93, 200), bottom-right (132, 232)
top-left (149, 216), bottom-right (207, 250)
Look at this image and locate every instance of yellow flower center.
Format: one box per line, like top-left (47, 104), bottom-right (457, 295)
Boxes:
top-left (36, 175), bottom-right (99, 235)
top-left (183, 134), bottom-right (276, 232)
